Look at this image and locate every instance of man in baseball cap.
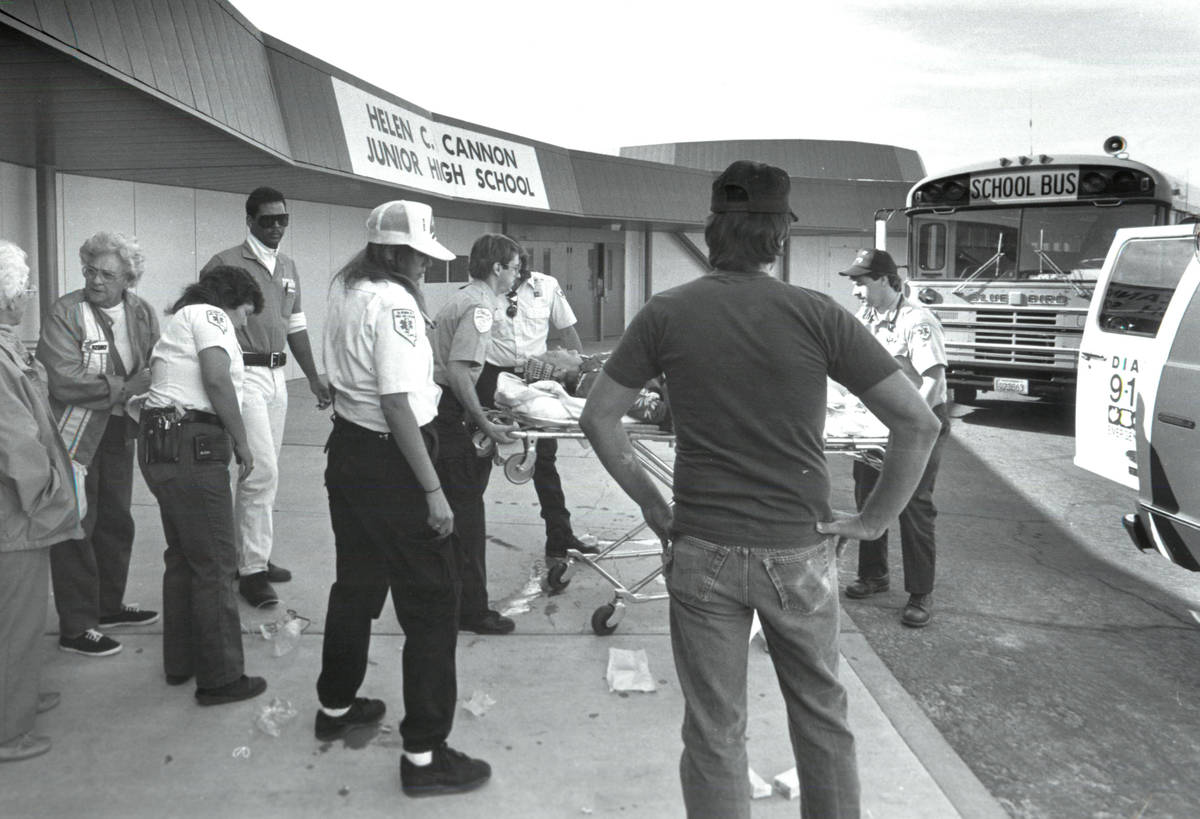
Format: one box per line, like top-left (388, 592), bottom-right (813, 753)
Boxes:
top-left (840, 247), bottom-right (950, 629)
top-left (579, 160), bottom-right (940, 815)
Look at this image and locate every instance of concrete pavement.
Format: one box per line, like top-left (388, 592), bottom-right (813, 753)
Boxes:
top-left (1, 379), bottom-right (1007, 818)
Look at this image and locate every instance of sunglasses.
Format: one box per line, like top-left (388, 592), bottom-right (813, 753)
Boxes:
top-left (255, 213), bottom-right (290, 229)
top-left (505, 291), bottom-right (518, 318)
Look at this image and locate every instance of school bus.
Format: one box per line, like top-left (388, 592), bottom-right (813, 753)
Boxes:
top-left (892, 139), bottom-right (1195, 403)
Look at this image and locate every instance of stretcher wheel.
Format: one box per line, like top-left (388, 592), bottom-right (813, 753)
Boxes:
top-left (546, 561), bottom-right (571, 592)
top-left (503, 452), bottom-right (535, 484)
top-left (591, 603), bottom-right (619, 636)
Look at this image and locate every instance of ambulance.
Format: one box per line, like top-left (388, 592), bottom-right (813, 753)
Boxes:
top-left (1074, 222), bottom-right (1200, 571)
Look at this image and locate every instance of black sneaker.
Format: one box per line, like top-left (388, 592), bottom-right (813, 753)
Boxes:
top-left (401, 744), bottom-right (491, 797)
top-left (58, 629), bottom-right (122, 657)
top-left (314, 697), bottom-right (387, 741)
top-left (459, 610), bottom-right (514, 635)
top-left (266, 562), bottom-right (292, 583)
top-left (238, 572), bottom-right (279, 608)
top-left (99, 604), bottom-right (160, 628)
top-left (545, 533), bottom-right (600, 558)
top-left (195, 674), bottom-right (267, 706)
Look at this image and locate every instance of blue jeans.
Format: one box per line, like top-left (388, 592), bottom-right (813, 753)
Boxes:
top-left (664, 534), bottom-right (859, 819)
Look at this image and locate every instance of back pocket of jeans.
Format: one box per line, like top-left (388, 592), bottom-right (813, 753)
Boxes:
top-left (761, 541), bottom-right (833, 614)
top-left (663, 536), bottom-right (726, 604)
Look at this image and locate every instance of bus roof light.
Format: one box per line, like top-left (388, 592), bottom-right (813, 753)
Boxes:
top-left (1039, 154), bottom-right (1054, 164)
top-left (998, 157), bottom-right (1012, 167)
top-left (1018, 155), bottom-right (1033, 166)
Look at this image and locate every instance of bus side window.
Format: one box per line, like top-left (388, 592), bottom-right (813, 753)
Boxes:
top-left (1098, 237), bottom-right (1193, 336)
top-left (918, 222), bottom-right (946, 274)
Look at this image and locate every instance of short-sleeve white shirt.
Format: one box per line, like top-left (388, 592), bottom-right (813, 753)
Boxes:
top-left (145, 304), bottom-right (245, 413)
top-left (487, 272), bottom-right (577, 366)
top-left (324, 277), bottom-right (441, 432)
top-left (857, 296), bottom-right (948, 406)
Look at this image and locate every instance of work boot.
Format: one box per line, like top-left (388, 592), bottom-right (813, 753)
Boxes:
top-left (239, 572), bottom-right (279, 608)
top-left (902, 593), bottom-right (933, 628)
top-left (401, 743), bottom-right (491, 797)
top-left (545, 533), bottom-right (600, 559)
top-left (266, 562), bottom-right (292, 583)
top-left (845, 574), bottom-right (890, 599)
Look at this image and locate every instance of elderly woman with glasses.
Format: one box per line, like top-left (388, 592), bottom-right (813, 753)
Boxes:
top-left (36, 231), bottom-right (161, 658)
top-left (0, 240), bottom-right (84, 762)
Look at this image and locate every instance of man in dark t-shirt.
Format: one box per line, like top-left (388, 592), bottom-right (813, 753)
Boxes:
top-left (581, 160), bottom-right (941, 819)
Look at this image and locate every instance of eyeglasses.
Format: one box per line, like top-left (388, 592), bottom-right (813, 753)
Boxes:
top-left (255, 213), bottom-right (290, 229)
top-left (505, 291), bottom-right (518, 318)
top-left (83, 265), bottom-right (123, 283)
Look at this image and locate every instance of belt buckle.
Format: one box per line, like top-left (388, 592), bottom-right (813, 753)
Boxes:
top-left (269, 352), bottom-right (284, 368)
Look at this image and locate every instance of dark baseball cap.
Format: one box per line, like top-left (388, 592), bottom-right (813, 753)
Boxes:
top-left (838, 248), bottom-right (897, 278)
top-left (711, 160), bottom-right (798, 221)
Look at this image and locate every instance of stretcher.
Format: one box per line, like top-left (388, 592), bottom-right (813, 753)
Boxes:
top-left (496, 415), bottom-right (887, 636)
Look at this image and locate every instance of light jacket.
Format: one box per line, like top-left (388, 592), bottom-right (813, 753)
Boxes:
top-left (0, 326), bottom-right (84, 552)
top-left (36, 288), bottom-right (160, 465)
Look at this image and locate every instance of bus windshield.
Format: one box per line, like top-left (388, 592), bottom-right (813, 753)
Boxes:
top-left (911, 203), bottom-right (1163, 280)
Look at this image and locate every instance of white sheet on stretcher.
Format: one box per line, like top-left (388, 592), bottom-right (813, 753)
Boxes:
top-left (825, 379), bottom-right (888, 439)
top-left (494, 372), bottom-right (586, 426)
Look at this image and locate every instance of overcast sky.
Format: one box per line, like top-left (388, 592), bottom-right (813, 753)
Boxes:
top-left (232, 0), bottom-right (1200, 188)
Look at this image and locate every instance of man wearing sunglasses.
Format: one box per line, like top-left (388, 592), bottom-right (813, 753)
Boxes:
top-left (201, 187), bottom-right (332, 608)
top-left (474, 252), bottom-right (597, 561)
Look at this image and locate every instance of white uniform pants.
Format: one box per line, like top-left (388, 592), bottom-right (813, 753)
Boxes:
top-left (234, 366), bottom-right (287, 576)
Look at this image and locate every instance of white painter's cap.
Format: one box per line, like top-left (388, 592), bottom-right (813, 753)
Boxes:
top-left (365, 201), bottom-right (455, 261)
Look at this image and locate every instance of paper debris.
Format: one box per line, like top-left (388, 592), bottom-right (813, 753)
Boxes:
top-left (606, 647), bottom-right (656, 693)
top-left (462, 690), bottom-right (496, 717)
top-left (773, 766), bottom-right (800, 800)
top-left (748, 765), bottom-right (773, 799)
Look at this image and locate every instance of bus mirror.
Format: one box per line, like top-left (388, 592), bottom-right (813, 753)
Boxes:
top-left (918, 287), bottom-right (941, 305)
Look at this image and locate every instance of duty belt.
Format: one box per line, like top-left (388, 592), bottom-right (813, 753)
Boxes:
top-left (244, 351), bottom-right (287, 368)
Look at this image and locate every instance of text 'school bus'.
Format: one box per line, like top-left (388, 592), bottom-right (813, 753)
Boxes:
top-left (1074, 223), bottom-right (1200, 571)
top-left (889, 137), bottom-right (1195, 404)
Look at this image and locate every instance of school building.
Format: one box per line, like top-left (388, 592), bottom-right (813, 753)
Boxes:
top-left (0, 0), bottom-right (924, 369)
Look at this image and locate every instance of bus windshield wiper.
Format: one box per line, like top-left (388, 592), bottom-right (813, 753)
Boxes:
top-left (952, 234), bottom-right (1006, 296)
top-left (1031, 246), bottom-right (1092, 298)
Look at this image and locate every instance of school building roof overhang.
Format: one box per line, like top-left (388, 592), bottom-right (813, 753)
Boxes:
top-left (0, 0), bottom-right (920, 235)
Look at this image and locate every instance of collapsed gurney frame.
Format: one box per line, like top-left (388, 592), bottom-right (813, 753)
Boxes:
top-left (504, 425), bottom-right (887, 635)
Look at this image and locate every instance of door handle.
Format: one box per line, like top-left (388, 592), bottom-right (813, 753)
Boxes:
top-left (1157, 412), bottom-right (1196, 430)
top-left (1079, 351), bottom-right (1105, 361)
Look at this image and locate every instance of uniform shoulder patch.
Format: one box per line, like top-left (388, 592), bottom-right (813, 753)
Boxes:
top-left (914, 323), bottom-right (933, 341)
top-left (392, 308), bottom-right (417, 346)
top-left (205, 309), bottom-right (228, 333)
top-left (473, 306), bottom-right (494, 334)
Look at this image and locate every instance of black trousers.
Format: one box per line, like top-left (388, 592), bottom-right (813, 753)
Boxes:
top-left (852, 403), bottom-right (951, 595)
top-left (139, 419), bottom-right (243, 689)
top-left (476, 362), bottom-right (574, 544)
top-left (317, 419), bottom-right (460, 752)
top-left (433, 391), bottom-right (493, 621)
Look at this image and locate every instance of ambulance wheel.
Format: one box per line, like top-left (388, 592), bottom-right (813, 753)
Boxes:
top-left (546, 562), bottom-right (571, 592)
top-left (952, 386), bottom-right (977, 406)
top-left (503, 453), bottom-right (535, 484)
top-left (591, 604), bottom-right (619, 636)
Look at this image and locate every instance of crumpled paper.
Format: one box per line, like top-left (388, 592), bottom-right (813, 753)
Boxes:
top-left (773, 766), bottom-right (801, 800)
top-left (605, 647), bottom-right (656, 693)
top-left (748, 765), bottom-right (773, 798)
top-left (461, 690), bottom-right (496, 717)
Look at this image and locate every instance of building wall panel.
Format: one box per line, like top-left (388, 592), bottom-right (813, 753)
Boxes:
top-left (0, 160), bottom-right (40, 338)
top-left (59, 173), bottom-right (134, 294)
top-left (133, 181), bottom-right (197, 316)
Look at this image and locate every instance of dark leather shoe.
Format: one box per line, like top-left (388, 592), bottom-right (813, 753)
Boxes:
top-left (902, 594), bottom-right (932, 628)
top-left (165, 673), bottom-right (193, 687)
top-left (266, 562), bottom-right (292, 583)
top-left (195, 675), bottom-right (267, 706)
top-left (239, 572), bottom-right (279, 608)
top-left (314, 697), bottom-right (387, 741)
top-left (546, 533), bottom-right (600, 558)
top-left (845, 575), bottom-right (890, 599)
top-left (460, 610), bottom-right (515, 635)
